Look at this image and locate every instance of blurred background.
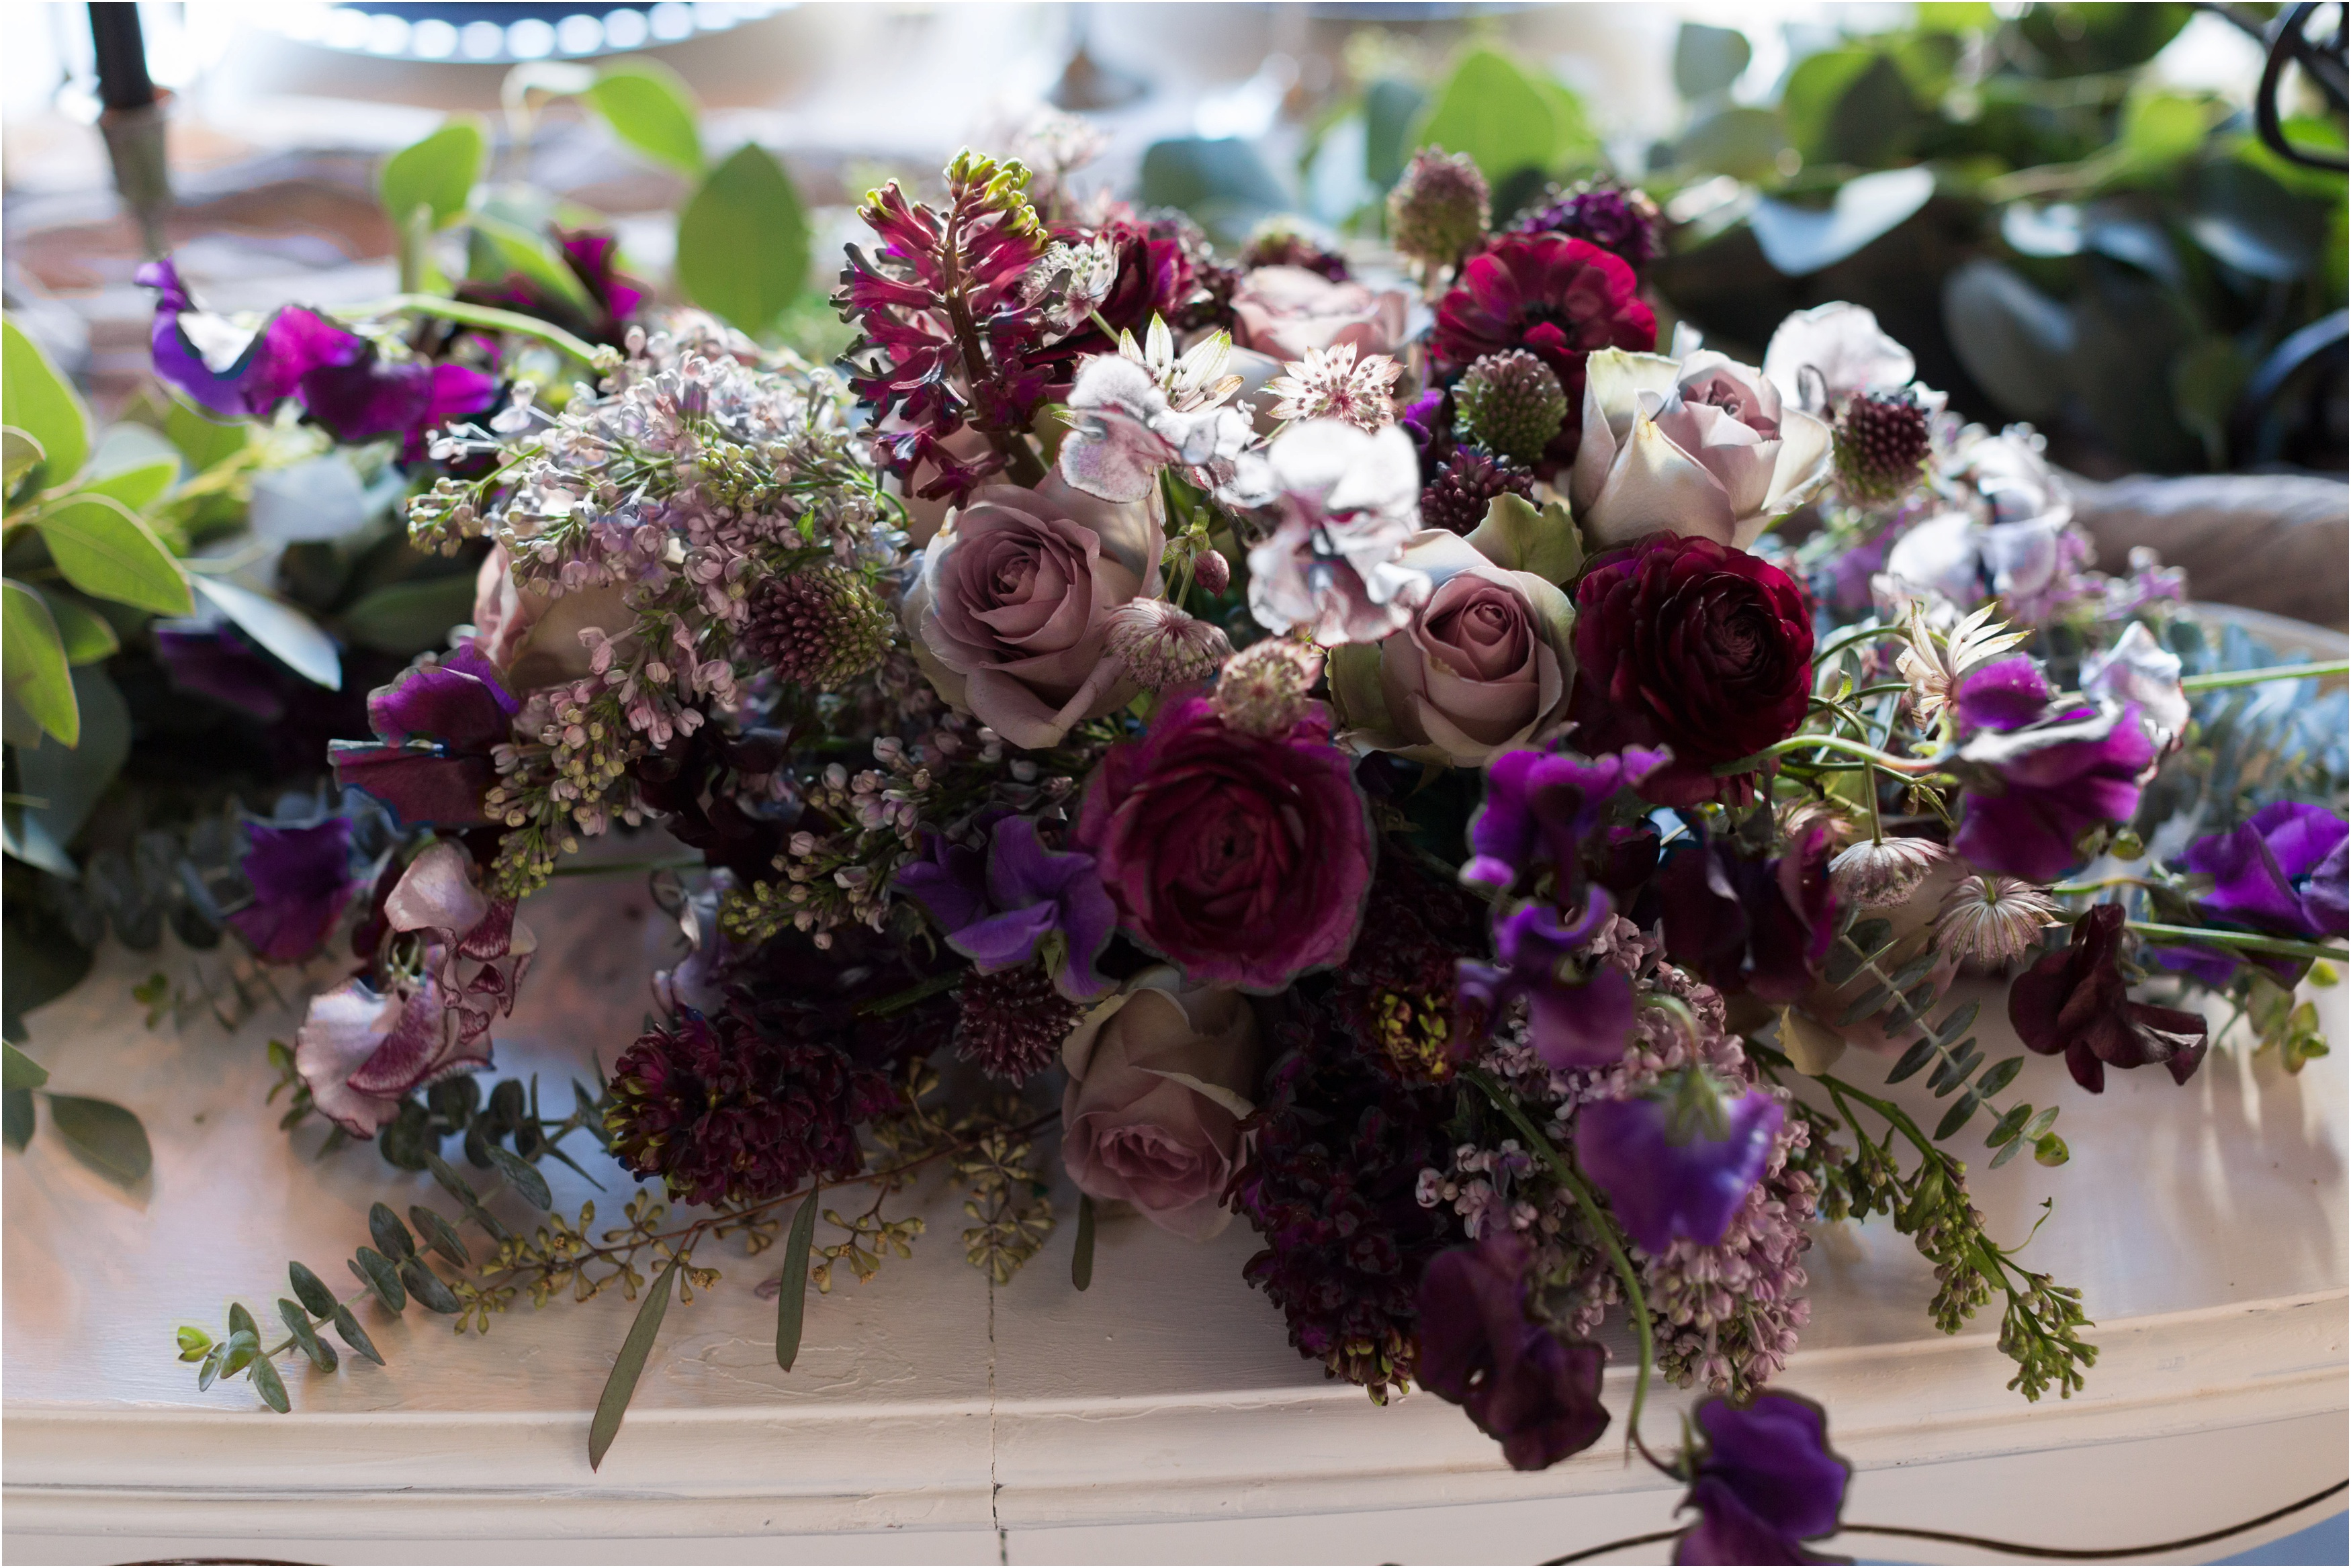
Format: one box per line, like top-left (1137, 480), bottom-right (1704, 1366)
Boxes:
top-left (3, 0), bottom-right (2344, 483)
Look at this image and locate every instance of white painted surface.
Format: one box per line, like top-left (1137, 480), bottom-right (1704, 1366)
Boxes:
top-left (5, 876), bottom-right (2345, 1565)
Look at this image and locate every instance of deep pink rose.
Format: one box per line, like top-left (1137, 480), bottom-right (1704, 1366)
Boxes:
top-left (1231, 265), bottom-right (1410, 365)
top-left (1074, 691), bottom-right (1374, 992)
top-left (1059, 970), bottom-right (1263, 1240)
top-left (904, 473), bottom-right (1164, 749)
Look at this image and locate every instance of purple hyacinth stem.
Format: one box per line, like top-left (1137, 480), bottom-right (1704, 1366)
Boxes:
top-left (1462, 1066), bottom-right (1663, 1470)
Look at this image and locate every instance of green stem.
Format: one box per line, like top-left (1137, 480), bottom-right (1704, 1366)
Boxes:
top-left (1461, 1068), bottom-right (1657, 1463)
top-left (546, 856), bottom-right (704, 879)
top-left (330, 294), bottom-right (605, 367)
top-left (2118, 921), bottom-right (2348, 963)
top-left (1716, 733), bottom-right (1942, 778)
top-left (1812, 622), bottom-right (1911, 668)
top-left (2178, 661), bottom-right (2348, 692)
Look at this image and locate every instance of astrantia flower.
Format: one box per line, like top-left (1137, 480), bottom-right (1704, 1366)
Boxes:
top-left (1263, 342), bottom-right (1403, 430)
top-left (1828, 836), bottom-right (1947, 911)
top-left (1415, 1230), bottom-right (1611, 1471)
top-left (1673, 1391), bottom-right (1851, 1565)
top-left (2178, 801), bottom-right (2348, 941)
top-left (606, 1005), bottom-right (895, 1207)
top-left (1430, 233), bottom-right (1656, 469)
top-left (1934, 873), bottom-right (2059, 967)
top-left (2009, 904), bottom-right (2209, 1093)
top-left (226, 817), bottom-right (357, 964)
top-left (330, 646), bottom-right (520, 828)
top-left (1896, 600), bottom-right (2028, 729)
top-left (1212, 637), bottom-right (1325, 736)
top-left (1387, 148), bottom-right (1490, 273)
top-left (1241, 419), bottom-right (1431, 645)
top-left (1576, 1080), bottom-right (1785, 1256)
top-left (1103, 598), bottom-right (1231, 690)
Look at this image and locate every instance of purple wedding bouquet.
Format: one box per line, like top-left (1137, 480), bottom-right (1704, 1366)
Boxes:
top-left (140, 133), bottom-right (2344, 1553)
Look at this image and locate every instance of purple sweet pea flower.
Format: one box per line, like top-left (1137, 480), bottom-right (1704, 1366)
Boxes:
top-left (1462, 743), bottom-right (1669, 895)
top-left (894, 831), bottom-right (990, 934)
top-left (302, 355), bottom-right (499, 455)
top-left (1656, 826), bottom-right (1837, 1005)
top-left (1575, 1082), bottom-right (1784, 1255)
top-left (225, 817), bottom-right (357, 964)
top-left (330, 645), bottom-right (519, 828)
top-left (957, 816), bottom-right (1117, 998)
top-left (2010, 904), bottom-right (2209, 1093)
top-left (1674, 1391), bottom-right (1851, 1565)
top-left (1456, 895), bottom-right (1636, 1068)
top-left (154, 625), bottom-right (288, 721)
top-left (1949, 657), bottom-right (2157, 884)
top-left (2180, 801), bottom-right (2349, 941)
top-left (1415, 1230), bottom-right (1611, 1471)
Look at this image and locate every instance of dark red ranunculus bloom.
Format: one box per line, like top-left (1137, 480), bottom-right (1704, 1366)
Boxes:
top-left (1429, 233), bottom-right (1654, 467)
top-left (1571, 534), bottom-right (1815, 809)
top-left (2009, 904), bottom-right (2209, 1094)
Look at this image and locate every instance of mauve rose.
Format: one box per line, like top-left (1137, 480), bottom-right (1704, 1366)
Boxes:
top-left (903, 473), bottom-right (1165, 749)
top-left (1060, 968), bottom-right (1263, 1240)
top-left (1329, 530), bottom-right (1576, 766)
top-left (1231, 265), bottom-right (1411, 366)
top-left (1571, 349), bottom-right (1832, 552)
top-left (471, 544), bottom-right (635, 690)
top-left (1075, 690), bottom-right (1375, 992)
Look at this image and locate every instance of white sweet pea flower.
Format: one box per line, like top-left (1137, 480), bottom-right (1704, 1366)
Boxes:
top-left (1570, 348), bottom-right (1834, 552)
top-left (1243, 420), bottom-right (1431, 645)
top-left (1762, 300), bottom-right (1917, 414)
top-left (2082, 621), bottom-right (2191, 749)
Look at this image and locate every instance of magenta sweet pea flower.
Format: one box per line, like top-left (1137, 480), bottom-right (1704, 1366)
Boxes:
top-left (1673, 1391), bottom-right (1851, 1565)
top-left (897, 815), bottom-right (1116, 999)
top-left (1949, 655), bottom-right (2157, 884)
top-left (1575, 1082), bottom-right (1784, 1255)
top-left (1456, 895), bottom-right (1636, 1069)
top-left (225, 817), bottom-right (357, 964)
top-left (2010, 905), bottom-right (2209, 1093)
top-left (1656, 825), bottom-right (1838, 1005)
top-left (1415, 1230), bottom-right (1610, 1471)
top-left (330, 646), bottom-right (519, 828)
top-left (1460, 743), bottom-right (1668, 896)
top-left (2180, 801), bottom-right (2349, 941)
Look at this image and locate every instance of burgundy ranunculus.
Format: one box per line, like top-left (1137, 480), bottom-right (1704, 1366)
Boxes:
top-left (1415, 1230), bottom-right (1610, 1471)
top-left (1074, 692), bottom-right (1374, 993)
top-left (1571, 534), bottom-right (1814, 809)
top-left (1429, 233), bottom-right (1656, 467)
top-left (2009, 905), bottom-right (2209, 1093)
top-left (1674, 1392), bottom-right (1851, 1565)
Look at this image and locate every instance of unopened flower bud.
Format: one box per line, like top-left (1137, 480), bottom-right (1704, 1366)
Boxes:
top-left (1192, 547), bottom-right (1231, 596)
top-left (1454, 350), bottom-right (1568, 467)
top-left (1388, 148), bottom-right (1489, 272)
top-left (1834, 389), bottom-right (1931, 502)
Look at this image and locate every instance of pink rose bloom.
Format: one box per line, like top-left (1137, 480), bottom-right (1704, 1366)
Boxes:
top-left (1060, 968), bottom-right (1263, 1240)
top-left (1075, 690), bottom-right (1374, 992)
top-left (903, 473), bottom-right (1165, 749)
top-left (1231, 265), bottom-right (1410, 365)
top-left (471, 544), bottom-right (635, 691)
top-left (1328, 531), bottom-right (1577, 766)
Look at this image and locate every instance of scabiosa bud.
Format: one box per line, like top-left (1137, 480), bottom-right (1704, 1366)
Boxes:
top-left (1104, 598), bottom-right (1231, 690)
top-left (1388, 148), bottom-right (1489, 273)
top-left (1213, 637), bottom-right (1325, 736)
top-left (746, 565), bottom-right (895, 690)
top-left (1828, 837), bottom-right (1949, 910)
top-left (956, 960), bottom-right (1085, 1082)
top-left (1419, 447), bottom-right (1535, 536)
top-left (1935, 873), bottom-right (2060, 967)
top-left (1454, 350), bottom-right (1568, 467)
top-left (1192, 547), bottom-right (1231, 596)
top-left (1834, 389), bottom-right (1931, 502)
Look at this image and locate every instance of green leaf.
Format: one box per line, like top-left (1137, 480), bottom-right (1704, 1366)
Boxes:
top-left (409, 1204), bottom-right (472, 1267)
top-left (164, 397), bottom-right (247, 472)
top-left (400, 1258), bottom-right (462, 1315)
top-left (380, 116), bottom-right (486, 230)
top-left (468, 215), bottom-right (595, 314)
top-left (1941, 260), bottom-right (2074, 420)
top-left (1885, 1033), bottom-right (1940, 1085)
top-left (369, 1201), bottom-right (416, 1260)
top-left (46, 1094), bottom-right (150, 1185)
top-left (1931, 1001), bottom-right (1981, 1047)
top-left (3, 426), bottom-right (43, 492)
top-left (1464, 492), bottom-right (1583, 584)
top-left (35, 588), bottom-right (119, 666)
top-left (1990, 1132), bottom-right (2030, 1168)
top-left (1836, 984), bottom-right (1892, 1028)
top-left (1071, 1192), bottom-right (1095, 1293)
top-left (350, 1246), bottom-right (408, 1313)
top-left (288, 1260), bottom-right (339, 1320)
top-left (488, 1143), bottom-right (552, 1209)
top-left (1934, 1089), bottom-right (1983, 1141)
top-left (1674, 24), bottom-right (1752, 101)
top-left (776, 1187), bottom-right (817, 1371)
top-left (1363, 79), bottom-right (1425, 189)
top-left (3, 1040), bottom-right (50, 1090)
top-left (249, 1352), bottom-right (291, 1413)
top-left (279, 1299), bottom-right (339, 1372)
top-left (1675, 106), bottom-right (1786, 182)
top-left (586, 58), bottom-right (703, 177)
top-left (590, 1254), bottom-right (679, 1470)
top-left (3, 1087), bottom-right (34, 1152)
top-left (676, 143), bottom-right (811, 338)
top-left (77, 456), bottom-right (177, 514)
top-left (196, 1343), bottom-right (224, 1391)
top-left (176, 1324), bottom-right (213, 1361)
top-left (34, 495), bottom-right (191, 615)
top-left (2024, 1105), bottom-right (2060, 1139)
top-left (3, 580), bottom-right (77, 746)
top-left (2, 318), bottom-right (91, 488)
top-left (330, 1302), bottom-right (384, 1365)
top-left (427, 1149), bottom-right (511, 1241)
top-left (339, 574), bottom-right (478, 656)
top-left (228, 1301), bottom-right (259, 1341)
top-left (1411, 48), bottom-right (1568, 186)
top-left (13, 663), bottom-right (132, 864)
top-left (189, 575), bottom-right (341, 691)
top-left (1750, 166), bottom-right (1935, 276)
top-left (1973, 1056), bottom-right (2025, 1099)
top-left (220, 1328), bottom-right (259, 1379)
top-left (1984, 1102), bottom-right (2033, 1148)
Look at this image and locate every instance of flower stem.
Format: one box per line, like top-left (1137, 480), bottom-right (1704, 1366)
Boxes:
top-left (1461, 1067), bottom-right (1660, 1467)
top-left (2117, 921), bottom-right (2348, 963)
top-left (1715, 733), bottom-right (1942, 778)
top-left (2178, 661), bottom-right (2348, 692)
top-left (332, 293), bottom-right (606, 367)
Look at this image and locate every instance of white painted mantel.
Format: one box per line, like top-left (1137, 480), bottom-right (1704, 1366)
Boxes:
top-left (5, 873), bottom-right (2345, 1566)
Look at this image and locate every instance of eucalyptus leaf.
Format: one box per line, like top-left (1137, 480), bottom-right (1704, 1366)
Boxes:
top-left (2, 317), bottom-right (91, 488)
top-left (46, 1093), bottom-right (150, 1185)
top-left (1886, 1033), bottom-right (1940, 1085)
top-left (220, 1328), bottom-right (259, 1379)
top-left (1942, 259), bottom-right (2074, 420)
top-left (1362, 79), bottom-right (1425, 189)
top-left (1750, 166), bottom-right (1935, 276)
top-left (350, 1246), bottom-right (408, 1313)
top-left (164, 397), bottom-right (247, 472)
top-left (776, 1187), bottom-right (818, 1371)
top-left (1931, 1001), bottom-right (1981, 1047)
top-left (381, 117), bottom-right (486, 230)
top-left (586, 58), bottom-right (703, 176)
top-left (3, 1087), bottom-right (33, 1152)
top-left (34, 494), bottom-right (191, 615)
top-left (675, 143), bottom-right (811, 337)
top-left (1674, 23), bottom-right (1752, 102)
top-left (279, 1299), bottom-right (339, 1372)
top-left (400, 1258), bottom-right (462, 1315)
top-left (3, 580), bottom-right (79, 747)
top-left (369, 1201), bottom-right (416, 1260)
top-left (1935, 1089), bottom-right (1983, 1140)
top-left (410, 1204), bottom-right (472, 1267)
top-left (488, 1143), bottom-right (552, 1209)
top-left (197, 1342), bottom-right (224, 1391)
top-left (289, 1259), bottom-right (338, 1319)
top-left (15, 665), bottom-right (132, 862)
top-left (190, 575), bottom-right (342, 692)
top-left (2, 1040), bottom-right (50, 1090)
top-left (589, 1254), bottom-right (679, 1470)
top-left (249, 1352), bottom-right (291, 1413)
top-left (1974, 1055), bottom-right (2025, 1099)
top-left (1137, 138), bottom-right (1288, 242)
top-left (330, 1302), bottom-right (384, 1365)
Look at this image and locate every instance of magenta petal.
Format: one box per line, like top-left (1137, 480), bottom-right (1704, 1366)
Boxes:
top-left (300, 354), bottom-right (433, 443)
top-left (1952, 654), bottom-right (2055, 733)
top-left (331, 743), bottom-right (496, 827)
top-left (367, 658), bottom-right (517, 749)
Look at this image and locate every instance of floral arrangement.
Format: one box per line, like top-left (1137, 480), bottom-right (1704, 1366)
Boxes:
top-left (5, 103), bottom-right (2346, 1561)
